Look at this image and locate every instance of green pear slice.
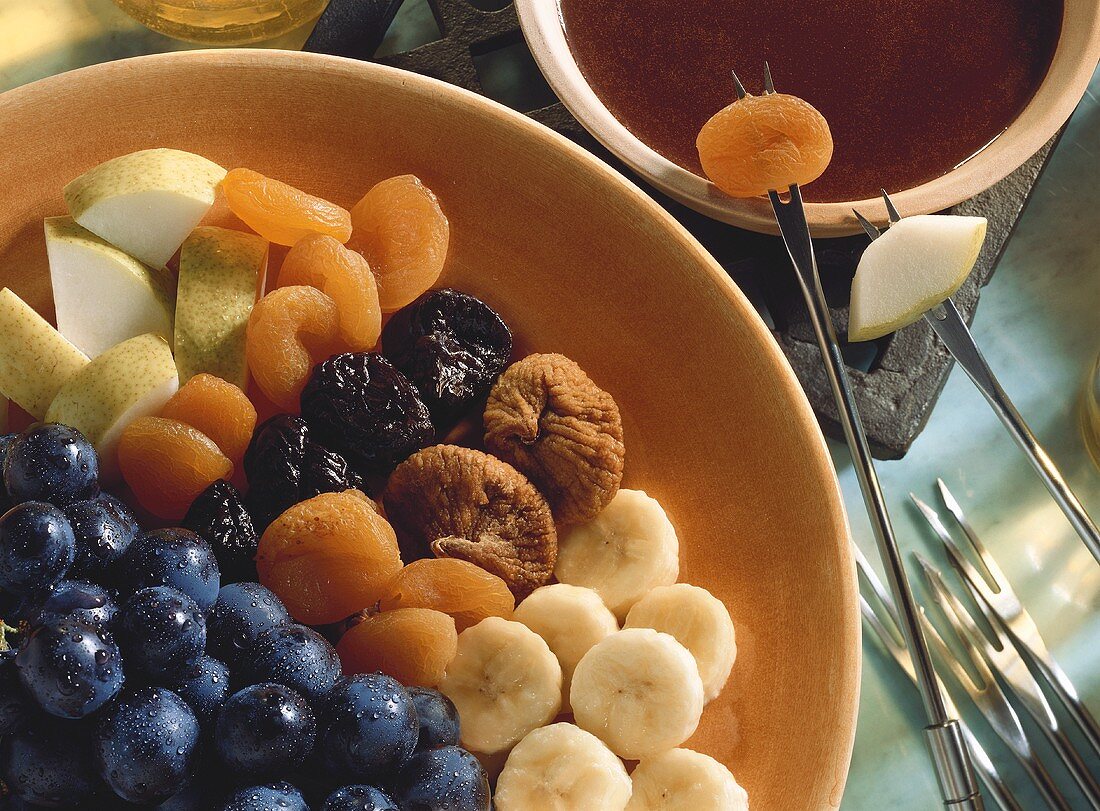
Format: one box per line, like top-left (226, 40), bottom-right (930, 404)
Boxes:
top-left (44, 216), bottom-right (175, 359)
top-left (174, 226), bottom-right (268, 388)
top-left (46, 333), bottom-right (179, 477)
top-left (64, 148), bottom-right (227, 268)
top-left (849, 214), bottom-right (987, 342)
top-left (0, 288), bottom-right (89, 419)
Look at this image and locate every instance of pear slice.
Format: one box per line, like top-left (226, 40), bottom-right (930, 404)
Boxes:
top-left (0, 288), bottom-right (89, 419)
top-left (174, 226), bottom-right (268, 388)
top-left (848, 214), bottom-right (987, 342)
top-left (44, 216), bottom-right (175, 359)
top-left (63, 148), bottom-right (227, 268)
top-left (46, 333), bottom-right (179, 477)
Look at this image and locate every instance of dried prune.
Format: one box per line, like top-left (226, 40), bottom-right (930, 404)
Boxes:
top-left (300, 352), bottom-right (435, 476)
top-left (382, 289), bottom-right (512, 429)
top-left (183, 480), bottom-right (258, 583)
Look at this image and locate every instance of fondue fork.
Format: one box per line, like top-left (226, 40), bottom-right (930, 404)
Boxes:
top-left (750, 65), bottom-right (985, 810)
top-left (853, 193), bottom-right (1100, 565)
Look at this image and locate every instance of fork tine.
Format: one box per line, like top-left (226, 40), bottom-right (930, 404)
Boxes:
top-left (852, 209), bottom-right (882, 240)
top-left (730, 68), bottom-right (748, 100)
top-left (937, 479), bottom-right (1005, 593)
top-left (881, 189), bottom-right (902, 223)
top-left (763, 61), bottom-right (775, 94)
top-left (911, 493), bottom-right (1000, 608)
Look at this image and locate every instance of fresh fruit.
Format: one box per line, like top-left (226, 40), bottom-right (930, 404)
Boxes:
top-left (512, 583), bottom-right (618, 706)
top-left (626, 748), bottom-right (749, 810)
top-left (392, 745), bottom-right (490, 811)
top-left (301, 352), bottom-right (435, 475)
top-left (182, 480), bottom-right (259, 583)
top-left (555, 489), bottom-right (679, 620)
top-left (27, 579), bottom-right (117, 629)
top-left (570, 628), bottom-right (704, 760)
top-left (379, 558), bottom-right (515, 632)
top-left (65, 494), bottom-right (139, 578)
top-left (1, 717), bottom-right (102, 808)
top-left (168, 654), bottom-right (230, 726)
top-left (246, 285), bottom-right (341, 409)
top-left (256, 489), bottom-right (402, 625)
top-left (625, 583), bottom-right (736, 702)
top-left (15, 618), bottom-right (124, 718)
top-left (348, 175), bottom-right (449, 312)
top-left (223, 168), bottom-right (352, 245)
top-left (175, 226), bottom-right (268, 388)
top-left (280, 233), bottom-right (382, 351)
top-left (321, 785), bottom-right (400, 811)
top-left (121, 528), bottom-right (221, 610)
top-left (215, 682), bottom-right (316, 777)
top-left (438, 616), bottom-right (562, 754)
top-left (44, 215), bottom-right (175, 358)
top-left (316, 673), bottom-right (419, 781)
top-left (0, 287), bottom-right (88, 419)
top-left (45, 333), bottom-right (180, 477)
top-left (495, 723), bottom-right (632, 811)
top-left (381, 289), bottom-right (512, 428)
top-left (93, 686), bottom-right (200, 804)
top-left (696, 91), bottom-right (833, 198)
top-left (116, 586), bottom-right (206, 678)
top-left (408, 686), bottom-right (461, 751)
top-left (4, 423), bottom-right (99, 506)
top-left (117, 417), bottom-right (233, 519)
top-left (336, 607), bottom-right (457, 687)
top-left (159, 374), bottom-right (257, 466)
top-left (207, 581), bottom-right (291, 667)
top-left (0, 501), bottom-right (76, 595)
top-left (242, 623), bottom-right (341, 703)
top-left (221, 782), bottom-right (309, 811)
top-left (848, 214), bottom-right (988, 342)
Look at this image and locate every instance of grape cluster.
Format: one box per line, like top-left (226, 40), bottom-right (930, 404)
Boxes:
top-left (0, 424), bottom-right (488, 809)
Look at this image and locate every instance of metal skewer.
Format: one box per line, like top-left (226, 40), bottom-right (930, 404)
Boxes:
top-left (750, 66), bottom-right (983, 809)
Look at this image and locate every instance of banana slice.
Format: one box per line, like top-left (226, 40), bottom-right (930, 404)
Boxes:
top-left (439, 616), bottom-right (562, 754)
top-left (513, 584), bottom-right (619, 706)
top-left (570, 628), bottom-right (703, 760)
top-left (555, 489), bottom-right (679, 620)
top-left (495, 723), bottom-right (632, 811)
top-left (627, 748), bottom-right (749, 810)
top-left (625, 584), bottom-right (736, 702)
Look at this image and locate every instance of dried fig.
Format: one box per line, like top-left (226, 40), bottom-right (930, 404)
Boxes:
top-left (382, 445), bottom-right (556, 598)
top-left (483, 354), bottom-right (624, 524)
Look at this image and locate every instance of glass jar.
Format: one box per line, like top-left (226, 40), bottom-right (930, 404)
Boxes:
top-left (113, 0), bottom-right (329, 45)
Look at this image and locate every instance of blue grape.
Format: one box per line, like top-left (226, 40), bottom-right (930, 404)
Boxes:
top-left (121, 528), bottom-right (220, 610)
top-left (321, 784), bottom-right (399, 811)
top-left (0, 650), bottom-right (30, 736)
top-left (243, 624), bottom-right (340, 703)
top-left (0, 715), bottom-right (104, 808)
top-left (393, 746), bottom-right (490, 811)
top-left (15, 619), bottom-right (123, 719)
top-left (207, 582), bottom-right (291, 666)
top-left (28, 579), bottom-right (116, 629)
top-left (215, 682), bottom-right (316, 777)
top-left (407, 687), bottom-right (460, 750)
top-left (167, 654), bottom-right (230, 727)
top-left (0, 501), bottom-right (75, 596)
top-left (3, 424), bottom-right (99, 506)
top-left (93, 687), bottom-right (199, 805)
top-left (316, 673), bottom-right (418, 782)
top-left (65, 495), bottom-right (139, 579)
top-left (116, 586), bottom-right (206, 679)
top-left (219, 781), bottom-right (309, 811)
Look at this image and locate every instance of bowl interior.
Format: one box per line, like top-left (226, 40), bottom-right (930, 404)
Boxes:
top-left (0, 50), bottom-right (859, 808)
top-left (516, 0), bottom-right (1100, 236)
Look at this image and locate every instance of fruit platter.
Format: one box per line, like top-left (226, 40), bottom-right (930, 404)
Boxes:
top-left (0, 51), bottom-right (860, 809)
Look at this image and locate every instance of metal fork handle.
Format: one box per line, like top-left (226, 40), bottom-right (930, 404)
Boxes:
top-left (924, 300), bottom-right (1100, 563)
top-left (1030, 650), bottom-right (1100, 759)
top-left (770, 187), bottom-right (981, 809)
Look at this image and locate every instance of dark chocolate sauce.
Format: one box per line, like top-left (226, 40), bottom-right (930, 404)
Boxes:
top-left (561, 0), bottom-right (1062, 202)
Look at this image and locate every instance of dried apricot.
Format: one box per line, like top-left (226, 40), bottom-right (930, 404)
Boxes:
top-left (256, 489), bottom-right (403, 625)
top-left (696, 92), bottom-right (833, 198)
top-left (117, 416), bottom-right (234, 520)
top-left (336, 607), bottom-right (457, 687)
top-left (158, 373), bottom-right (258, 466)
top-left (222, 168), bottom-right (352, 246)
top-left (380, 558), bottom-right (515, 632)
top-left (246, 285), bottom-right (340, 410)
top-left (348, 175), bottom-right (449, 312)
top-left (279, 233), bottom-right (382, 351)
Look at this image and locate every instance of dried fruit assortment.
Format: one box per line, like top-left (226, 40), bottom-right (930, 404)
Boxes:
top-left (0, 148), bottom-right (749, 809)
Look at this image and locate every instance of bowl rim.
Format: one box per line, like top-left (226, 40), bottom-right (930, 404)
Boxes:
top-left (0, 48), bottom-right (860, 804)
top-left (515, 0), bottom-right (1100, 236)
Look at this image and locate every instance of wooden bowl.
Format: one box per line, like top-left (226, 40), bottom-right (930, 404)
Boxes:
top-left (0, 50), bottom-right (859, 809)
top-left (516, 0), bottom-right (1100, 236)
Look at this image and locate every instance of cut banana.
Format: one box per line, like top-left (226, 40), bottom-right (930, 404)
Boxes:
top-left (570, 628), bottom-right (703, 760)
top-left (627, 748), bottom-right (748, 810)
top-left (625, 584), bottom-right (736, 702)
top-left (495, 723), bottom-right (632, 811)
top-left (439, 617), bottom-right (562, 754)
top-left (513, 584), bottom-right (619, 707)
top-left (555, 489), bottom-right (679, 620)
